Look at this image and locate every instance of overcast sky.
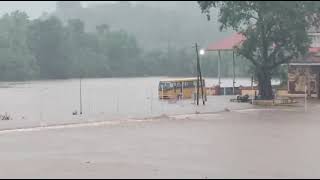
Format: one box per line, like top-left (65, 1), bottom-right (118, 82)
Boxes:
top-left (0, 1), bottom-right (115, 19)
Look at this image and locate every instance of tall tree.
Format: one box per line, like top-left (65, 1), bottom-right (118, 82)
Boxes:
top-left (0, 11), bottom-right (39, 81)
top-left (97, 29), bottom-right (141, 76)
top-left (66, 19), bottom-right (112, 78)
top-left (198, 1), bottom-right (320, 99)
top-left (96, 24), bottom-right (109, 35)
top-left (27, 17), bottom-right (70, 79)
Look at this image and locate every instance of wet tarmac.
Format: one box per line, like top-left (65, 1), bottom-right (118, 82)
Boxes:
top-left (1, 99), bottom-right (320, 178)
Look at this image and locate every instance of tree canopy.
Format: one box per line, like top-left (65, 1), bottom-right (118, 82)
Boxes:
top-left (0, 9), bottom-right (253, 82)
top-left (198, 1), bottom-right (320, 99)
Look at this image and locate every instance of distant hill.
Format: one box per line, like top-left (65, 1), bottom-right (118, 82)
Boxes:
top-left (52, 1), bottom-right (232, 51)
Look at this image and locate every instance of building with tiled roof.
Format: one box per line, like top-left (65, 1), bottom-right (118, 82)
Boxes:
top-left (206, 31), bottom-right (320, 98)
top-left (285, 28), bottom-right (320, 97)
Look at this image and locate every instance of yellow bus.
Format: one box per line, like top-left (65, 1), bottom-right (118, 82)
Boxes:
top-left (158, 78), bottom-right (206, 99)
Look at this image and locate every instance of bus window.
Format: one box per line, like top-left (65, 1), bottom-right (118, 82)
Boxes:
top-left (176, 82), bottom-right (182, 88)
top-left (186, 81), bottom-right (194, 88)
top-left (159, 82), bottom-right (171, 90)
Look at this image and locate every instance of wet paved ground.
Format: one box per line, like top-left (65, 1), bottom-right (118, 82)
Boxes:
top-left (0, 99), bottom-right (320, 178)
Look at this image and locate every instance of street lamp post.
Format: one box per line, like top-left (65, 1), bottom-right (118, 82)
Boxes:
top-left (195, 45), bottom-right (205, 105)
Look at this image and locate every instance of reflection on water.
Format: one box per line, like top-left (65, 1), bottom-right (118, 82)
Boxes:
top-left (0, 77), bottom-right (279, 129)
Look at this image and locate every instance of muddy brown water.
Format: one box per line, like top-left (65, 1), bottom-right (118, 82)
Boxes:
top-left (0, 77), bottom-right (279, 130)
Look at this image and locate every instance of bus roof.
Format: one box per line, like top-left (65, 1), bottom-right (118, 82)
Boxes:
top-left (159, 77), bottom-right (205, 83)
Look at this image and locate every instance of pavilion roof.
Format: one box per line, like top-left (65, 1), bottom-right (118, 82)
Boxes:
top-left (206, 33), bottom-right (245, 51)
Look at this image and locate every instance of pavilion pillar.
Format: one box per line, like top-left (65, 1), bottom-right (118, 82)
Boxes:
top-left (218, 50), bottom-right (221, 86)
top-left (232, 51), bottom-right (236, 95)
top-left (307, 66), bottom-right (311, 97)
top-left (316, 68), bottom-right (320, 99)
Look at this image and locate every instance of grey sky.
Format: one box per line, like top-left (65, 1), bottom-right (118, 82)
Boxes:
top-left (0, 1), bottom-right (114, 19)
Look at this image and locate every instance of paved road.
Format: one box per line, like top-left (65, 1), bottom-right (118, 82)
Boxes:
top-left (1, 101), bottom-right (320, 178)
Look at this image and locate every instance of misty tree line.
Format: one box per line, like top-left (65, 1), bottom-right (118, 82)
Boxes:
top-left (0, 11), bottom-right (255, 81)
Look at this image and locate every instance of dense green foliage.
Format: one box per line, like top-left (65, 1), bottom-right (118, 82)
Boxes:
top-left (0, 10), bottom-right (252, 81)
top-left (0, 11), bottom-right (39, 81)
top-left (198, 1), bottom-right (320, 99)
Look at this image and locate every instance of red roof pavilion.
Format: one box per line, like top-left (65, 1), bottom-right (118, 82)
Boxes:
top-left (206, 33), bottom-right (245, 51)
top-left (206, 33), bottom-right (320, 53)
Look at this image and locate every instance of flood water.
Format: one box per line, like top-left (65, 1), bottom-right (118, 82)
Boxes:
top-left (0, 77), bottom-right (279, 129)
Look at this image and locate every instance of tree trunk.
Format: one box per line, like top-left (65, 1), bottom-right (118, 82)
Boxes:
top-left (257, 69), bottom-right (273, 100)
